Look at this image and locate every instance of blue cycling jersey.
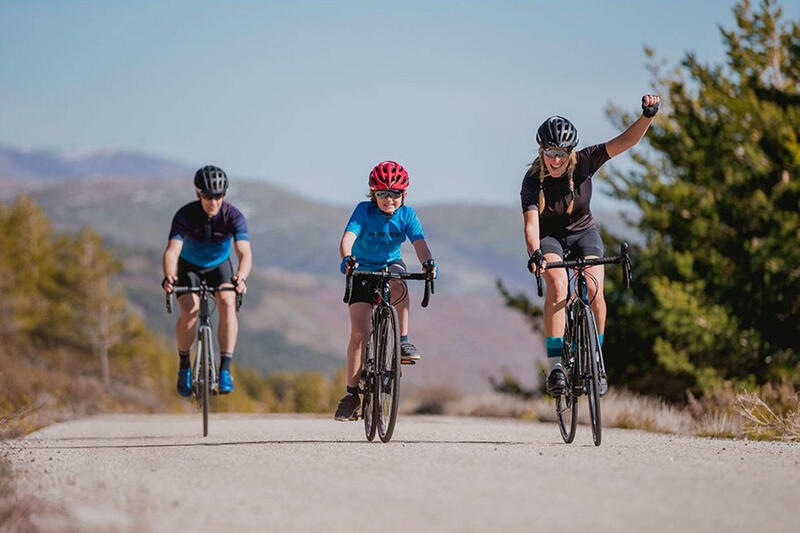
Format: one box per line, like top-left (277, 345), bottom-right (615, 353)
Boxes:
top-left (345, 201), bottom-right (425, 271)
top-left (168, 201), bottom-right (249, 268)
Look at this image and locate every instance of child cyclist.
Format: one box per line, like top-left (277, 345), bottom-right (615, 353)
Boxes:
top-left (334, 161), bottom-right (437, 421)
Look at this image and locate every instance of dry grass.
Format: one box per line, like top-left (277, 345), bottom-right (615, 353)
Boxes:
top-left (404, 382), bottom-right (800, 441)
top-left (736, 392), bottom-right (800, 441)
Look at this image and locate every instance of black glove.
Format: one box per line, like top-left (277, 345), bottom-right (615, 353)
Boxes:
top-left (527, 249), bottom-right (544, 273)
top-left (642, 95), bottom-right (660, 118)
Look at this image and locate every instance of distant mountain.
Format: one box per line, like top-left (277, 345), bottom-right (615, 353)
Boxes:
top-left (0, 145), bottom-right (191, 181)
top-left (1, 145), bottom-right (639, 391)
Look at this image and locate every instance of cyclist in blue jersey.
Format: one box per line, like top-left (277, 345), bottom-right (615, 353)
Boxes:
top-left (334, 161), bottom-right (438, 421)
top-left (161, 165), bottom-right (253, 397)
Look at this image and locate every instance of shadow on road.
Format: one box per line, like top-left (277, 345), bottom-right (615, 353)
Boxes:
top-left (19, 439), bottom-right (560, 450)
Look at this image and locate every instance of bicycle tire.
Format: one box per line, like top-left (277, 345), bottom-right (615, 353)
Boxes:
top-left (200, 327), bottom-right (211, 437)
top-left (556, 308), bottom-right (579, 443)
top-left (377, 305), bottom-right (401, 443)
top-left (583, 308), bottom-right (602, 446)
top-left (363, 335), bottom-right (378, 442)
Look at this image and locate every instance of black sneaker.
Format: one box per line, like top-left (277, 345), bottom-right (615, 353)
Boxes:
top-left (401, 341), bottom-right (421, 363)
top-left (334, 393), bottom-right (360, 421)
top-left (546, 367), bottom-right (567, 396)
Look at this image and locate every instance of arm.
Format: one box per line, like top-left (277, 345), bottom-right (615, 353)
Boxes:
top-left (339, 230), bottom-right (359, 273)
top-left (605, 94), bottom-right (661, 158)
top-left (162, 238), bottom-right (184, 292)
top-left (232, 240), bottom-right (253, 293)
top-left (412, 239), bottom-right (433, 265)
top-left (523, 209), bottom-right (540, 257)
top-left (339, 230), bottom-right (357, 259)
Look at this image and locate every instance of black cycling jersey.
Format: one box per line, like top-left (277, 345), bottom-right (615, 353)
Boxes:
top-left (520, 144), bottom-right (610, 237)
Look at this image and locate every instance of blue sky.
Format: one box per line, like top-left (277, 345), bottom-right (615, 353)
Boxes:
top-left (2, 1), bottom-right (797, 206)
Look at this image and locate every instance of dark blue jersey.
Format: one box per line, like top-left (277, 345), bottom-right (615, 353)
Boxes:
top-left (168, 201), bottom-right (249, 268)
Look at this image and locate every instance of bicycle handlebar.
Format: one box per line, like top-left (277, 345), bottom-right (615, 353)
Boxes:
top-left (343, 270), bottom-right (435, 308)
top-left (534, 242), bottom-right (632, 297)
top-left (166, 285), bottom-right (243, 314)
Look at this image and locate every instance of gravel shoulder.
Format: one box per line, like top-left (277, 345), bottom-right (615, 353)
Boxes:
top-left (3, 414), bottom-right (799, 533)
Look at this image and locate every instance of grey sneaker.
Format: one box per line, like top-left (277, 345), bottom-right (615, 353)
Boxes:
top-left (598, 373), bottom-right (608, 397)
top-left (334, 393), bottom-right (360, 421)
top-left (401, 341), bottom-right (421, 363)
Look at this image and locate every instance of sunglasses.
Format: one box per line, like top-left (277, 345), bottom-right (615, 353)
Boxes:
top-left (200, 192), bottom-right (225, 201)
top-left (543, 147), bottom-right (571, 159)
top-left (374, 189), bottom-right (404, 199)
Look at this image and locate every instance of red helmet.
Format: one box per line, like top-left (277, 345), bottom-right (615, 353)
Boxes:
top-left (369, 161), bottom-right (409, 190)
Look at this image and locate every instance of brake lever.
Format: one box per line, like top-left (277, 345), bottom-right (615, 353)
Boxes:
top-left (166, 292), bottom-right (173, 314)
top-left (621, 242), bottom-right (632, 289)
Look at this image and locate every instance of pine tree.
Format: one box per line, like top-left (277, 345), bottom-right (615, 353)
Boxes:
top-left (600, 0), bottom-right (800, 399)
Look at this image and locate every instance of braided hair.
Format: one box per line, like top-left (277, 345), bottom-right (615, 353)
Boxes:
top-left (529, 148), bottom-right (578, 215)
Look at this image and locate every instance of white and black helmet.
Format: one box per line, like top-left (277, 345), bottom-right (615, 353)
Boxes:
top-left (536, 115), bottom-right (579, 149)
top-left (194, 165), bottom-right (228, 195)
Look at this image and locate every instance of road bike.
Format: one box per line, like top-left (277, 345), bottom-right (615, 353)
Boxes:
top-left (343, 268), bottom-right (434, 442)
top-left (166, 281), bottom-right (242, 437)
top-left (534, 243), bottom-right (631, 446)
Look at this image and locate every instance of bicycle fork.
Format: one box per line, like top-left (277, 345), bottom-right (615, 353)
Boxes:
top-left (194, 324), bottom-right (218, 397)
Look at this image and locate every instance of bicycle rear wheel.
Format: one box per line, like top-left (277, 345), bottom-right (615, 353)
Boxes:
top-left (376, 305), bottom-right (401, 443)
top-left (363, 336), bottom-right (378, 442)
top-left (583, 309), bottom-right (602, 446)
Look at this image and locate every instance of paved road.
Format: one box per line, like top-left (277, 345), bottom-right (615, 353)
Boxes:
top-left (4, 414), bottom-right (799, 533)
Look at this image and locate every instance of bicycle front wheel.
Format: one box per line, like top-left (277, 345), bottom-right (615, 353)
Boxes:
top-left (200, 327), bottom-right (212, 437)
top-left (556, 319), bottom-right (578, 443)
top-left (376, 305), bottom-right (401, 443)
top-left (363, 336), bottom-right (378, 442)
top-left (583, 308), bottom-right (602, 446)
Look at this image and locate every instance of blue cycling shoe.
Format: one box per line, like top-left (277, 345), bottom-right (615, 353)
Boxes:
top-left (219, 369), bottom-right (234, 394)
top-left (177, 368), bottom-right (192, 397)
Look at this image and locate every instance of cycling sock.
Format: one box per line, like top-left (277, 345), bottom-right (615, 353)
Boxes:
top-left (346, 385), bottom-right (360, 396)
top-left (178, 350), bottom-right (191, 369)
top-left (599, 333), bottom-right (604, 346)
top-left (400, 335), bottom-right (409, 343)
top-left (546, 337), bottom-right (564, 371)
top-left (220, 353), bottom-right (233, 372)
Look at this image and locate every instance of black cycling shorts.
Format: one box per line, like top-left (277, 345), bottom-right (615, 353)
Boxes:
top-left (347, 261), bottom-right (407, 306)
top-left (177, 257), bottom-right (234, 288)
top-left (540, 228), bottom-right (605, 259)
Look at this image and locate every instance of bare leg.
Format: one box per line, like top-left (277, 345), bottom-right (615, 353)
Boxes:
top-left (216, 289), bottom-right (238, 354)
top-left (543, 253), bottom-right (569, 338)
top-left (176, 294), bottom-right (199, 351)
top-left (346, 303), bottom-right (372, 388)
top-left (390, 279), bottom-right (409, 336)
top-left (585, 260), bottom-right (606, 335)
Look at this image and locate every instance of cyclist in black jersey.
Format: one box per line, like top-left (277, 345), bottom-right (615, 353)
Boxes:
top-left (161, 166), bottom-right (253, 397)
top-left (521, 95), bottom-right (660, 396)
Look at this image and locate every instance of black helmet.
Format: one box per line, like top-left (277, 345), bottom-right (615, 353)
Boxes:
top-left (194, 165), bottom-right (228, 194)
top-left (536, 115), bottom-right (579, 149)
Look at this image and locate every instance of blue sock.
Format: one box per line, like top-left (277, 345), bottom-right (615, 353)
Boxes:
top-left (545, 337), bottom-right (563, 371)
top-left (400, 335), bottom-right (408, 343)
top-left (599, 333), bottom-right (604, 347)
